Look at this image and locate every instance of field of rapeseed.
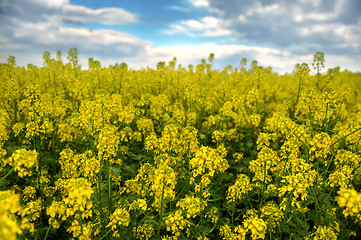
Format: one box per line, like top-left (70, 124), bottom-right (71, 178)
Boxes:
top-left (1, 49), bottom-right (361, 239)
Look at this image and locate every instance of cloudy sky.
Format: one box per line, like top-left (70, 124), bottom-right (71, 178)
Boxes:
top-left (0, 0), bottom-right (360, 73)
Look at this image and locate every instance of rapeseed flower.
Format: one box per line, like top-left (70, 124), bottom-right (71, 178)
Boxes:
top-left (107, 207), bottom-right (130, 237)
top-left (164, 210), bottom-right (190, 238)
top-left (130, 198), bottom-right (147, 212)
top-left (243, 214), bottom-right (267, 240)
top-left (227, 174), bottom-right (251, 203)
top-left (309, 132), bottom-right (332, 161)
top-left (260, 201), bottom-right (284, 230)
top-left (133, 222), bottom-right (154, 240)
top-left (219, 224), bottom-right (246, 240)
top-left (336, 188), bottom-right (361, 218)
top-left (305, 225), bottom-right (338, 240)
top-left (176, 195), bottom-right (206, 218)
top-left (0, 190), bottom-right (22, 240)
top-left (5, 149), bottom-right (38, 178)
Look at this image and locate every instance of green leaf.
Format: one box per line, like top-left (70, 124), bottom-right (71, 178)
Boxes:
top-left (110, 166), bottom-right (121, 177)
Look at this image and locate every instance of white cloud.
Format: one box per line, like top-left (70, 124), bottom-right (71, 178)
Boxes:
top-left (299, 0), bottom-right (322, 8)
top-left (1, 0), bottom-right (137, 25)
top-left (150, 43), bottom-right (300, 69)
top-left (61, 5), bottom-right (137, 25)
top-left (23, 0), bottom-right (69, 8)
top-left (189, 0), bottom-right (209, 7)
top-left (238, 15), bottom-right (247, 23)
top-left (292, 5), bottom-right (339, 23)
top-left (164, 16), bottom-right (231, 37)
top-left (298, 23), bottom-right (360, 51)
top-left (147, 42), bottom-right (361, 73)
top-left (299, 24), bottom-right (334, 36)
top-left (0, 0), bottom-right (147, 68)
top-left (305, 12), bottom-right (337, 21)
top-left (246, 3), bottom-right (285, 16)
top-left (204, 0), bottom-right (361, 64)
top-left (168, 5), bottom-right (190, 12)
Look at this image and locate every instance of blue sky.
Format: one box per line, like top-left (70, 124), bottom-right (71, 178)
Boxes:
top-left (1, 0), bottom-right (360, 73)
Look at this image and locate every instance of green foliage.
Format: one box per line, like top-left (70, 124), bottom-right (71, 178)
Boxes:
top-left (7, 56), bottom-right (16, 66)
top-left (56, 50), bottom-right (62, 61)
top-left (67, 47), bottom-right (79, 67)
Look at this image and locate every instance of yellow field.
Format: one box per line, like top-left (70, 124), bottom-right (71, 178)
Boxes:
top-left (1, 51), bottom-right (361, 239)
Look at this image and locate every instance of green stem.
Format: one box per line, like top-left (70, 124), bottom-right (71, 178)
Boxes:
top-left (135, 212), bottom-right (139, 238)
top-left (283, 121), bottom-right (310, 153)
top-left (156, 183), bottom-right (165, 238)
top-left (97, 68), bottom-right (101, 89)
top-left (33, 106), bottom-right (42, 199)
top-left (100, 229), bottom-right (112, 240)
top-left (107, 157), bottom-right (113, 216)
top-left (324, 102), bottom-right (329, 132)
top-left (312, 186), bottom-right (321, 225)
top-left (330, 127), bottom-right (361, 148)
top-left (355, 135), bottom-right (360, 153)
top-left (260, 159), bottom-right (267, 210)
top-left (44, 225), bottom-right (51, 240)
top-left (0, 167), bottom-right (14, 182)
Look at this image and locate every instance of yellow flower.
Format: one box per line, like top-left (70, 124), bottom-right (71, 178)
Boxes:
top-left (59, 148), bottom-right (100, 179)
top-left (47, 177), bottom-right (93, 227)
top-left (21, 199), bottom-right (42, 221)
top-left (22, 186), bottom-right (36, 202)
top-left (219, 224), bottom-right (246, 240)
top-left (68, 220), bottom-right (93, 240)
top-left (164, 210), bottom-right (190, 237)
top-left (107, 207), bottom-right (130, 231)
top-left (309, 132), bottom-right (332, 160)
top-left (260, 202), bottom-right (284, 230)
top-left (227, 174), bottom-right (251, 203)
top-left (243, 215), bottom-right (267, 240)
top-left (306, 225), bottom-right (338, 240)
top-left (176, 195), bottom-right (206, 218)
top-left (6, 149), bottom-right (38, 178)
top-left (0, 211), bottom-right (22, 240)
top-left (97, 124), bottom-right (120, 160)
top-left (130, 198), bottom-right (147, 212)
top-left (336, 188), bottom-right (361, 218)
top-left (190, 146), bottom-right (229, 183)
top-left (133, 222), bottom-right (154, 240)
top-left (0, 190), bottom-right (22, 240)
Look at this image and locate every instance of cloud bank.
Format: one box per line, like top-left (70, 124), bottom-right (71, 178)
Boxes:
top-left (0, 0), bottom-right (360, 73)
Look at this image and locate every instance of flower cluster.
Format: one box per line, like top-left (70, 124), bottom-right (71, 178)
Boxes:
top-left (129, 198), bottom-right (147, 212)
top-left (47, 178), bottom-right (94, 237)
top-left (227, 174), bottom-right (252, 203)
top-left (176, 195), bottom-right (206, 218)
top-left (4, 149), bottom-right (38, 178)
top-left (242, 210), bottom-right (267, 240)
top-left (190, 146), bottom-right (228, 197)
top-left (0, 190), bottom-right (22, 240)
top-left (260, 201), bottom-right (284, 230)
top-left (305, 225), bottom-right (338, 240)
top-left (336, 188), bottom-right (361, 219)
top-left (133, 222), bottom-right (154, 240)
top-left (107, 207), bottom-right (130, 237)
top-left (219, 224), bottom-right (246, 240)
top-left (164, 210), bottom-right (190, 238)
top-left (309, 132), bottom-right (332, 161)
top-left (59, 149), bottom-right (100, 179)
